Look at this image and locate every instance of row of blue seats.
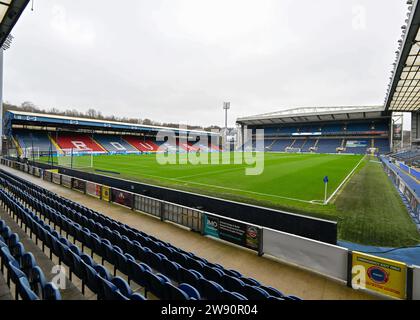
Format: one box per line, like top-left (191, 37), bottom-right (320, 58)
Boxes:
top-left (2, 175), bottom-right (279, 300)
top-left (0, 169), bottom-right (298, 300)
top-left (0, 175), bottom-right (247, 301)
top-left (0, 188), bottom-right (151, 300)
top-left (0, 217), bottom-right (60, 300)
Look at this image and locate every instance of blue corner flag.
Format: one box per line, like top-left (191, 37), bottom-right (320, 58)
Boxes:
top-left (323, 176), bottom-right (329, 184)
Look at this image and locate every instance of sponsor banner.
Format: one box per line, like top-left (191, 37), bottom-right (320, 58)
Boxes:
top-left (72, 178), bottom-right (86, 193)
top-left (61, 175), bottom-right (72, 188)
top-left (34, 168), bottom-right (41, 178)
top-left (86, 182), bottom-right (101, 198)
top-left (351, 251), bottom-right (407, 299)
top-left (203, 214), bottom-right (260, 251)
top-left (102, 186), bottom-right (111, 202)
top-left (346, 140), bottom-right (368, 147)
top-left (52, 173), bottom-right (61, 185)
top-left (112, 188), bottom-right (133, 208)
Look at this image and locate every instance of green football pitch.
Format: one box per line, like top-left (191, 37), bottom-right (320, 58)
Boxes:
top-left (42, 152), bottom-right (420, 246)
top-left (70, 152), bottom-right (363, 207)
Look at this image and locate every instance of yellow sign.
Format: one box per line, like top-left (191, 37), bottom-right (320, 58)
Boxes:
top-left (351, 251), bottom-right (407, 299)
top-left (101, 186), bottom-right (110, 202)
top-left (48, 169), bottom-right (59, 173)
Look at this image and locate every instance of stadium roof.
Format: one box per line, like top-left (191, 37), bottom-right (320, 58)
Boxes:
top-left (0, 0), bottom-right (29, 48)
top-left (385, 0), bottom-right (420, 112)
top-left (236, 106), bottom-right (388, 126)
top-left (6, 110), bottom-right (219, 136)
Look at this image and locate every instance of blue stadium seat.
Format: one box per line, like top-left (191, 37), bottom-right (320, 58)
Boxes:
top-left (43, 283), bottom-right (62, 300)
top-left (28, 266), bottom-right (47, 297)
top-left (111, 276), bottom-right (132, 298)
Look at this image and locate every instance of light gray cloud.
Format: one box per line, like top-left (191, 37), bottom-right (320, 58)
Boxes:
top-left (4, 0), bottom-right (408, 127)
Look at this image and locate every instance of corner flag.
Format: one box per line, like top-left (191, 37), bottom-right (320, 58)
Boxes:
top-left (323, 176), bottom-right (329, 184)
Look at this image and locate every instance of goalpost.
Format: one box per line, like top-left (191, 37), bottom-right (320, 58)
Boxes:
top-left (57, 148), bottom-right (94, 169)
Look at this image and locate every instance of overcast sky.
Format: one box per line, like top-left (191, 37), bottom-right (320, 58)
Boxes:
top-left (3, 0), bottom-right (408, 127)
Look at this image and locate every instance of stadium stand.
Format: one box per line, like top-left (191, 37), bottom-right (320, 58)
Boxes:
top-left (302, 139), bottom-right (318, 152)
top-left (93, 134), bottom-right (139, 153)
top-left (0, 169), bottom-right (300, 300)
top-left (237, 107), bottom-right (391, 155)
top-left (53, 133), bottom-right (106, 153)
top-left (291, 139), bottom-right (306, 150)
top-left (373, 139), bottom-right (391, 154)
top-left (269, 139), bottom-right (293, 152)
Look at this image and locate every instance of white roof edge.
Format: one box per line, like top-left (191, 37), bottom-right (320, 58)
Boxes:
top-left (8, 110), bottom-right (218, 135)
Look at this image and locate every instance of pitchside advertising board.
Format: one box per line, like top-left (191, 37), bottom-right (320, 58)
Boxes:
top-left (112, 189), bottom-right (133, 208)
top-left (86, 182), bottom-right (101, 198)
top-left (203, 214), bottom-right (261, 251)
top-left (351, 251), bottom-right (407, 299)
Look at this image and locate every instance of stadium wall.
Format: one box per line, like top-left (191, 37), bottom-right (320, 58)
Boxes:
top-left (55, 166), bottom-right (338, 244)
top-left (263, 227), bottom-right (348, 280)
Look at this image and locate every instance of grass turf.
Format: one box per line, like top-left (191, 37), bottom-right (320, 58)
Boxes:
top-left (42, 152), bottom-right (420, 246)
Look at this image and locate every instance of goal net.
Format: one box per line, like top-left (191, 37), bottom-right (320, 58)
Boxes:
top-left (57, 148), bottom-right (94, 169)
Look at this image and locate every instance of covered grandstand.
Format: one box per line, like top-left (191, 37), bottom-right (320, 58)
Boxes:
top-left (4, 110), bottom-right (220, 158)
top-left (236, 106), bottom-right (391, 155)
